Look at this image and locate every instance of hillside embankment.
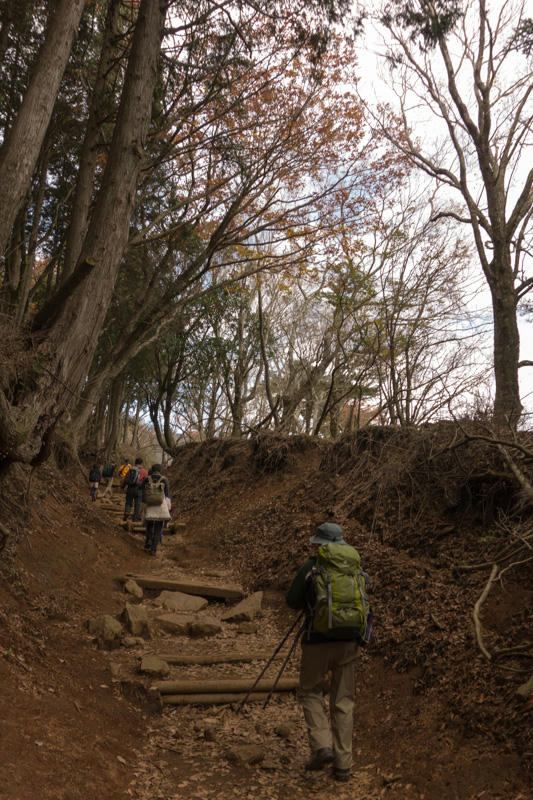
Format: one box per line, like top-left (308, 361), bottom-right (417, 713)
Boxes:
top-left (0, 425), bottom-right (531, 800)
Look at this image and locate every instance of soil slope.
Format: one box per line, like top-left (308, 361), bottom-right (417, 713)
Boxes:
top-left (0, 430), bottom-right (531, 800)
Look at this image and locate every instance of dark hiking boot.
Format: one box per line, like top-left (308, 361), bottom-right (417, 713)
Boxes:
top-left (306, 748), bottom-right (334, 771)
top-left (332, 767), bottom-right (350, 782)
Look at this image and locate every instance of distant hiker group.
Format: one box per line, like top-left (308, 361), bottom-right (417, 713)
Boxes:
top-left (87, 457), bottom-right (171, 556)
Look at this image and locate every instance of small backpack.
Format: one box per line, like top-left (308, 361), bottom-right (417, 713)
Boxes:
top-left (308, 542), bottom-right (373, 644)
top-left (102, 464), bottom-right (113, 478)
top-left (89, 468), bottom-right (100, 482)
top-left (144, 476), bottom-right (165, 506)
top-left (125, 465), bottom-right (139, 486)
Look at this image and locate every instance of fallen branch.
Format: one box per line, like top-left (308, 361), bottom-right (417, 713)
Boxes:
top-left (430, 613), bottom-right (446, 631)
top-left (498, 554), bottom-right (533, 579)
top-left (493, 642), bottom-right (533, 657)
top-left (456, 542), bottom-right (528, 572)
top-left (498, 445), bottom-right (533, 503)
top-left (0, 521), bottom-right (8, 552)
top-left (473, 564), bottom-right (498, 661)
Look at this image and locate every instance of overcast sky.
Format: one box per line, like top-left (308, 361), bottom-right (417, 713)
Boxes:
top-left (354, 1), bottom-right (533, 421)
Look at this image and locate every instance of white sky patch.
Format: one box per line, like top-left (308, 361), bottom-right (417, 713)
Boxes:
top-left (353, 0), bottom-right (533, 419)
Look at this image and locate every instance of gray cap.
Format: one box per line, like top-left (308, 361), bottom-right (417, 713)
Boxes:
top-left (310, 522), bottom-right (345, 545)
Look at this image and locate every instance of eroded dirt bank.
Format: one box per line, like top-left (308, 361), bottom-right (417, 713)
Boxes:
top-left (0, 428), bottom-right (531, 800)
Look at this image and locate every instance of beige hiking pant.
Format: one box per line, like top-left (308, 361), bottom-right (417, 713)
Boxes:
top-left (299, 640), bottom-right (358, 770)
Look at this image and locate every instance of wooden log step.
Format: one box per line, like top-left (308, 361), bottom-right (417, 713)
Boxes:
top-left (156, 651), bottom-right (283, 666)
top-left (119, 520), bottom-right (179, 532)
top-left (162, 691), bottom-right (292, 706)
top-left (153, 677), bottom-right (298, 695)
top-left (120, 521), bottom-right (145, 531)
top-left (123, 574), bottom-right (243, 600)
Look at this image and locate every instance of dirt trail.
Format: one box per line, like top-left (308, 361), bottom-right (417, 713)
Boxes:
top-left (0, 452), bottom-right (531, 800)
top-left (90, 493), bottom-right (528, 800)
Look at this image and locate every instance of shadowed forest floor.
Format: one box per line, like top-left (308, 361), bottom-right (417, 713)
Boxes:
top-left (0, 430), bottom-right (531, 800)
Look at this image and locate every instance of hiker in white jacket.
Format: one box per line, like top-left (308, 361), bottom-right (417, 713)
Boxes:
top-left (140, 464), bottom-right (170, 556)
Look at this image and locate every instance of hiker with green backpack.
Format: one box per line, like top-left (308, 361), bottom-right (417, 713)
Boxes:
top-left (286, 521), bottom-right (373, 783)
top-left (140, 464), bottom-right (170, 556)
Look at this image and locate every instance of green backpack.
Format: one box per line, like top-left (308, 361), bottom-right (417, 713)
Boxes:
top-left (309, 542), bottom-right (372, 643)
top-left (144, 476), bottom-right (165, 506)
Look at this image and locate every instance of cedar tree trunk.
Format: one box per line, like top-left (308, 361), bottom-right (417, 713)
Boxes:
top-left (0, 0), bottom-right (86, 256)
top-left (0, 0), bottom-right (167, 468)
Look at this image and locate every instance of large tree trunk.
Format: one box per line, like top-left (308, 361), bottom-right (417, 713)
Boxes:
top-left (104, 377), bottom-right (124, 456)
top-left (62, 0), bottom-right (123, 281)
top-left (490, 255), bottom-right (522, 428)
top-left (131, 397), bottom-right (141, 447)
top-left (0, 0), bottom-right (167, 468)
top-left (0, 0), bottom-right (86, 256)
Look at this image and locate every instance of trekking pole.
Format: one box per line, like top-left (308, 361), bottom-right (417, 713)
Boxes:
top-left (262, 617), bottom-right (305, 709)
top-left (236, 610), bottom-right (304, 713)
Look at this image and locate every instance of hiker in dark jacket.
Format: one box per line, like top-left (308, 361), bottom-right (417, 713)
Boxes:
top-left (88, 465), bottom-right (101, 501)
top-left (102, 461), bottom-right (116, 497)
top-left (122, 457), bottom-right (147, 521)
top-left (140, 464), bottom-right (170, 556)
top-left (286, 522), bottom-right (360, 783)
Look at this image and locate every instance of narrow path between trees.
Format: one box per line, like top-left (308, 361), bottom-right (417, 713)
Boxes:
top-left (84, 483), bottom-right (529, 800)
top-left (92, 491), bottom-right (383, 800)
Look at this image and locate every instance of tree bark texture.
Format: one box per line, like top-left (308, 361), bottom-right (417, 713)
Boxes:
top-left (62, 0), bottom-right (123, 281)
top-left (0, 0), bottom-right (86, 257)
top-left (379, 0), bottom-right (532, 427)
top-left (104, 376), bottom-right (124, 455)
top-left (0, 0), bottom-right (167, 467)
top-left (490, 270), bottom-right (522, 428)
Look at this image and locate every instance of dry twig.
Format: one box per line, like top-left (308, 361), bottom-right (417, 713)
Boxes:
top-left (473, 564), bottom-right (498, 661)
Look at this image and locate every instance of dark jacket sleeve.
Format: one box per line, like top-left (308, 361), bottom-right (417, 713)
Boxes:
top-left (286, 557), bottom-right (315, 609)
top-left (140, 476), bottom-right (148, 502)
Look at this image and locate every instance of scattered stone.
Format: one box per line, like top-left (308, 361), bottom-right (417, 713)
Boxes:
top-left (156, 613), bottom-right (195, 635)
top-left (261, 758), bottom-right (278, 771)
top-left (122, 636), bottom-right (137, 648)
top-left (274, 723), bottom-right (293, 740)
top-left (189, 616), bottom-right (222, 637)
top-left (204, 726), bottom-right (218, 742)
top-left (124, 603), bottom-right (150, 638)
top-left (87, 615), bottom-right (123, 649)
top-left (516, 674), bottom-right (533, 698)
top-left (139, 654), bottom-right (170, 678)
top-left (221, 592), bottom-right (263, 623)
top-left (109, 661), bottom-right (124, 680)
top-left (120, 680), bottom-right (162, 711)
top-left (227, 744), bottom-right (265, 766)
top-left (236, 621), bottom-right (258, 634)
top-left (154, 590), bottom-right (208, 612)
top-left (124, 579), bottom-right (143, 599)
